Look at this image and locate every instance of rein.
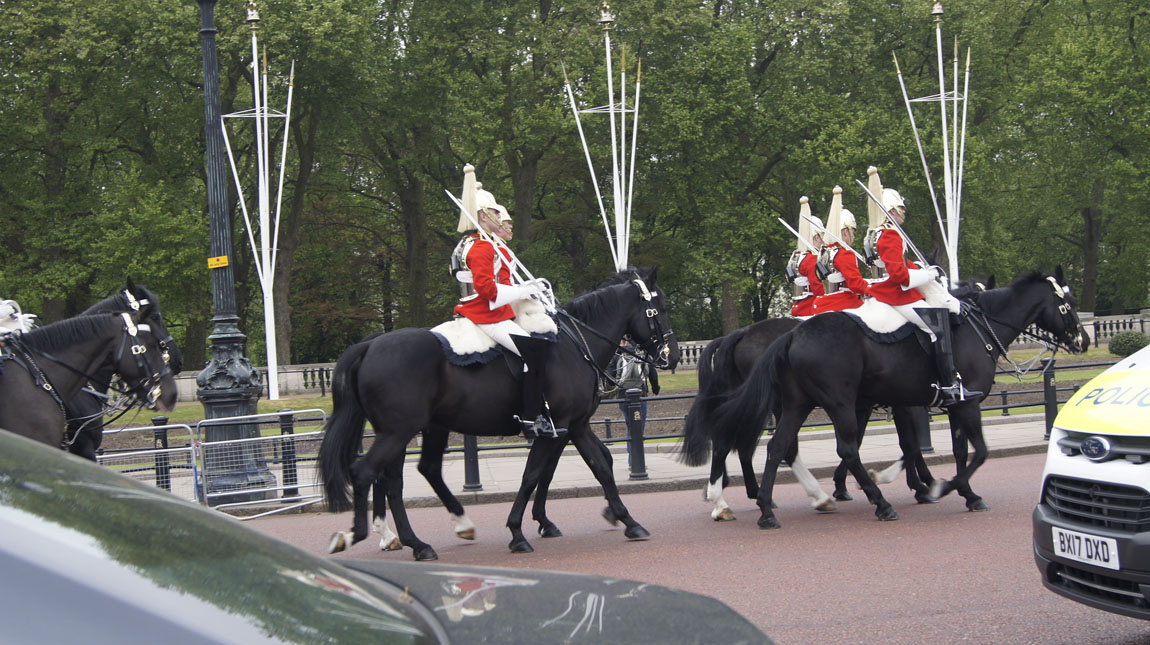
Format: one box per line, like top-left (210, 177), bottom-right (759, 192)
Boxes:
top-left (958, 278), bottom-right (1080, 377)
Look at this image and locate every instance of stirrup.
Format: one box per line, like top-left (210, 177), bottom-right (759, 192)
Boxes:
top-left (933, 383), bottom-right (983, 408)
top-left (517, 415), bottom-right (566, 440)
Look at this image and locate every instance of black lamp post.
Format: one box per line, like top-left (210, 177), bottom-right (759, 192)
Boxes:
top-left (194, 0), bottom-right (274, 503)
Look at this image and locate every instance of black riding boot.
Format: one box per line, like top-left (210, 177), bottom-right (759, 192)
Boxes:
top-left (512, 336), bottom-right (566, 439)
top-left (919, 308), bottom-right (983, 408)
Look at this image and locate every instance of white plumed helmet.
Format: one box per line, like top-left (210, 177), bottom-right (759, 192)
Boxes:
top-left (796, 196), bottom-right (813, 252)
top-left (823, 186), bottom-right (854, 245)
top-left (840, 208), bottom-right (856, 231)
top-left (476, 182), bottom-right (511, 223)
top-left (882, 188), bottom-right (906, 213)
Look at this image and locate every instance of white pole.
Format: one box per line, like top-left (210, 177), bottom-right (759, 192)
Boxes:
top-left (251, 37), bottom-right (278, 399)
top-left (625, 61), bottom-right (641, 270)
top-left (950, 36), bottom-right (960, 280)
top-left (563, 67), bottom-right (620, 269)
top-left (271, 61), bottom-right (295, 270)
top-left (893, 53), bottom-right (947, 245)
top-left (604, 29), bottom-right (623, 271)
top-left (221, 121), bottom-right (263, 282)
top-left (955, 48), bottom-right (971, 280)
top-left (934, 18), bottom-right (955, 278)
top-left (619, 48), bottom-right (628, 268)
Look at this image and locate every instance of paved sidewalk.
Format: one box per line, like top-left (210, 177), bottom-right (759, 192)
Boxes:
top-left (393, 413), bottom-right (1052, 508)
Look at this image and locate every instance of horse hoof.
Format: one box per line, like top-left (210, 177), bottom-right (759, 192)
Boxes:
top-left (876, 508), bottom-right (900, 522)
top-left (538, 524), bottom-right (563, 538)
top-left (867, 468), bottom-right (880, 482)
top-left (625, 525), bottom-right (650, 540)
top-left (928, 478), bottom-right (948, 502)
top-left (509, 539), bottom-right (535, 554)
top-left (380, 536), bottom-right (403, 551)
top-left (915, 492), bottom-right (940, 505)
top-left (967, 499), bottom-right (990, 512)
top-left (413, 546), bottom-right (439, 562)
top-left (328, 531), bottom-right (353, 554)
top-left (602, 507), bottom-right (620, 526)
top-left (814, 499), bottom-right (838, 514)
top-left (833, 489), bottom-right (853, 502)
top-left (712, 508), bottom-right (736, 522)
top-left (456, 528), bottom-right (476, 541)
top-left (757, 515), bottom-right (782, 530)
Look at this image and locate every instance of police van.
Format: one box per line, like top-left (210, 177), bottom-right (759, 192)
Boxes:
top-left (1033, 345), bottom-right (1150, 619)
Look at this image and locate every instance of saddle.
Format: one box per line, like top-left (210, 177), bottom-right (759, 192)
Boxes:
top-left (429, 298), bottom-right (558, 368)
top-left (842, 279), bottom-right (962, 346)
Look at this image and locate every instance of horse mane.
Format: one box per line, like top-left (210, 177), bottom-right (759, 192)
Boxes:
top-left (81, 284), bottom-right (161, 316)
top-left (15, 313), bottom-right (119, 353)
top-left (562, 268), bottom-right (651, 321)
top-left (976, 270), bottom-right (1046, 313)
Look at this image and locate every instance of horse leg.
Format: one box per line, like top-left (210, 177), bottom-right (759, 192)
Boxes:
top-left (567, 425), bottom-right (649, 541)
top-left (737, 434), bottom-right (761, 500)
top-left (530, 436), bottom-right (570, 538)
top-left (371, 477), bottom-right (401, 551)
top-left (890, 407), bottom-right (934, 503)
top-left (705, 436), bottom-right (737, 521)
top-left (755, 410), bottom-right (804, 529)
top-left (833, 414), bottom-right (870, 501)
top-left (415, 428), bottom-right (476, 541)
top-left (505, 440), bottom-right (558, 553)
top-left (790, 452), bottom-right (836, 513)
top-left (826, 405), bottom-right (897, 522)
top-left (379, 463), bottom-right (438, 561)
top-left (930, 408), bottom-right (989, 510)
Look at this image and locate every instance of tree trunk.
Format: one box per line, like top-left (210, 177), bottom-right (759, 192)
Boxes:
top-left (399, 175), bottom-right (429, 327)
top-left (506, 150), bottom-right (541, 250)
top-left (1079, 177), bottom-right (1103, 312)
top-left (720, 279), bottom-right (740, 334)
top-left (182, 316), bottom-right (208, 375)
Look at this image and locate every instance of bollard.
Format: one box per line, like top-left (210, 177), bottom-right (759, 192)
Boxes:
top-left (152, 416), bottom-right (171, 491)
top-left (604, 418), bottom-right (613, 439)
top-left (463, 435), bottom-right (483, 491)
top-left (279, 409), bottom-right (299, 499)
top-left (624, 387), bottom-right (648, 480)
top-left (1042, 358), bottom-right (1057, 440)
top-left (1000, 389), bottom-right (1010, 416)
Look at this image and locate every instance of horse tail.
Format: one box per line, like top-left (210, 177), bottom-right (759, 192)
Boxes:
top-left (679, 335), bottom-right (725, 466)
top-left (319, 340), bottom-right (372, 513)
top-left (710, 332), bottom-right (793, 451)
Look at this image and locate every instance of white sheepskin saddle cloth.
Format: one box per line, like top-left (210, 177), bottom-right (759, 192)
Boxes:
top-left (430, 298), bottom-right (558, 365)
top-left (842, 279), bottom-right (962, 341)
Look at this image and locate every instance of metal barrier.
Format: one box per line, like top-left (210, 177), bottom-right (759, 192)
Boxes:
top-left (98, 358), bottom-right (1113, 511)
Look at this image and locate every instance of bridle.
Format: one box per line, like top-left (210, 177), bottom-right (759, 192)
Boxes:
top-left (961, 276), bottom-right (1084, 374)
top-left (629, 276), bottom-right (675, 369)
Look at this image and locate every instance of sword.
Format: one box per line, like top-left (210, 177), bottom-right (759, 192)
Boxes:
top-left (776, 217), bottom-right (820, 254)
top-left (802, 214), bottom-right (867, 264)
top-left (854, 179), bottom-right (929, 268)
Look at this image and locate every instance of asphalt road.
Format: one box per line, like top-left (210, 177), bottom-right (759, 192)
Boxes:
top-left (250, 452), bottom-right (1150, 644)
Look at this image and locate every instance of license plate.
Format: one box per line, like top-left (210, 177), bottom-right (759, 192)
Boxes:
top-left (1053, 527), bottom-right (1120, 571)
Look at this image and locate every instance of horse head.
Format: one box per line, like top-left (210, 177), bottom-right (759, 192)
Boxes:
top-left (120, 277), bottom-right (181, 372)
top-left (626, 267), bottom-right (680, 370)
top-left (115, 308), bottom-right (180, 412)
top-left (1035, 266), bottom-right (1088, 354)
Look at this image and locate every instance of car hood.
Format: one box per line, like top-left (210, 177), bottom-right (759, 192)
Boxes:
top-left (341, 559), bottom-right (771, 644)
top-left (1053, 345), bottom-right (1150, 436)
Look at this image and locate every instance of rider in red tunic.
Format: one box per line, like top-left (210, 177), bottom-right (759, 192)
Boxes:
top-left (450, 165), bottom-right (563, 438)
top-left (787, 197), bottom-right (825, 318)
top-left (867, 186), bottom-right (981, 408)
top-left (813, 186), bottom-right (869, 313)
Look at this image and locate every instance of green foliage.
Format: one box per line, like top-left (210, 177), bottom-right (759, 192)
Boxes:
top-left (1108, 331), bottom-right (1150, 357)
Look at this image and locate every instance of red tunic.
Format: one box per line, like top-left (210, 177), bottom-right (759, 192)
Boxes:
top-left (790, 252), bottom-right (825, 317)
top-left (454, 235), bottom-right (517, 324)
top-left (812, 244), bottom-right (868, 313)
top-left (868, 227), bottom-right (925, 306)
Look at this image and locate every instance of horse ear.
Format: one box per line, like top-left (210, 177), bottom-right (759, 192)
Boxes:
top-left (1054, 265), bottom-right (1066, 285)
top-left (645, 265), bottom-right (659, 285)
top-left (986, 275), bottom-right (996, 290)
top-left (126, 277), bottom-right (137, 292)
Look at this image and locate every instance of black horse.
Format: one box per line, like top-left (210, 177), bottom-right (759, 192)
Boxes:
top-left (0, 309), bottom-right (179, 448)
top-left (710, 268), bottom-right (1087, 529)
top-left (681, 317), bottom-right (943, 520)
top-left (319, 268), bottom-right (680, 560)
top-left (64, 281), bottom-right (184, 460)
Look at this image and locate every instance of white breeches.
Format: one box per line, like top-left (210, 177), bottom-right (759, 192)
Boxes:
top-left (477, 319), bottom-right (531, 356)
top-left (891, 303), bottom-right (936, 342)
